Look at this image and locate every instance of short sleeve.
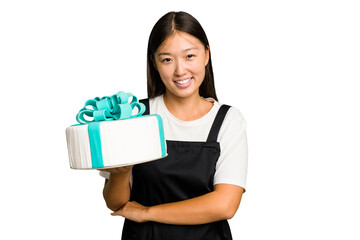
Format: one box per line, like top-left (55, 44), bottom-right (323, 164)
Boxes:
top-left (99, 171), bottom-right (110, 179)
top-left (213, 107), bottom-right (248, 191)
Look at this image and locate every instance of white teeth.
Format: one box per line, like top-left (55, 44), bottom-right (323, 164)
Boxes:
top-left (175, 78), bottom-right (191, 84)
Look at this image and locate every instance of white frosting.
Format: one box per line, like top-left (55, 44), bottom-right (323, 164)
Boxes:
top-left (66, 115), bottom-right (166, 169)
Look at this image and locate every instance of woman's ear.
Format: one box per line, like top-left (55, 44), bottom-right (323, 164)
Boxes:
top-left (205, 45), bottom-right (210, 67)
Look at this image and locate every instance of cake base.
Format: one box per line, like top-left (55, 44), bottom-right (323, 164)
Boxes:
top-left (66, 115), bottom-right (167, 169)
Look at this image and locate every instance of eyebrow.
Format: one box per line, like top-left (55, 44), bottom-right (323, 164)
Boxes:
top-left (157, 47), bottom-right (199, 56)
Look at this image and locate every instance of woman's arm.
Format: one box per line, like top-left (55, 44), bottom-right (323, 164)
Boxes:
top-left (111, 183), bottom-right (244, 225)
top-left (102, 166), bottom-right (132, 211)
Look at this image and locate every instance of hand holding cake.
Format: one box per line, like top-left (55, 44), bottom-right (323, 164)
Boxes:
top-left (99, 165), bottom-right (133, 174)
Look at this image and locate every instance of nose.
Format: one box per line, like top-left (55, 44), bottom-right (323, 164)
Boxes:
top-left (174, 60), bottom-right (187, 76)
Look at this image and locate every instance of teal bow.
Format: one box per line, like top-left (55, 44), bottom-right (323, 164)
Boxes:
top-left (76, 91), bottom-right (146, 124)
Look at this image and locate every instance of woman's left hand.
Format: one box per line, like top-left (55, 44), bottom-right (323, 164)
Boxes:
top-left (111, 201), bottom-right (149, 223)
top-left (111, 184), bottom-right (243, 225)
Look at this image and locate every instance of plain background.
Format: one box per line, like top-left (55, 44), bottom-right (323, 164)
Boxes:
top-left (1, 0), bottom-right (359, 239)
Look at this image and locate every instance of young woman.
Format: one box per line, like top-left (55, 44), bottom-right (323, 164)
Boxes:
top-left (101, 11), bottom-right (248, 240)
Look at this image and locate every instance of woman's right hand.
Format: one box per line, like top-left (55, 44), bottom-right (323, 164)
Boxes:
top-left (100, 165), bottom-right (133, 176)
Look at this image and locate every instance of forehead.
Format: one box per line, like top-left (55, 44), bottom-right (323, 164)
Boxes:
top-left (156, 31), bottom-right (204, 53)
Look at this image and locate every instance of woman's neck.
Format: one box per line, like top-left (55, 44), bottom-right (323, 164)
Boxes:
top-left (163, 92), bottom-right (213, 121)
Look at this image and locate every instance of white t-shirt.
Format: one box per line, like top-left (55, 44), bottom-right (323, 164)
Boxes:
top-left (100, 95), bottom-right (248, 190)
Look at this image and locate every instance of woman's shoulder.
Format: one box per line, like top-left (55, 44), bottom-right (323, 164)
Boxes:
top-left (214, 100), bottom-right (245, 121)
top-left (146, 94), bottom-right (163, 104)
top-left (226, 105), bottom-right (245, 121)
top-left (219, 103), bottom-right (247, 133)
top-left (148, 95), bottom-right (163, 114)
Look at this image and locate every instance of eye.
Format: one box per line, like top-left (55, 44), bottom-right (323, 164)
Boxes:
top-left (161, 58), bottom-right (172, 63)
top-left (187, 54), bottom-right (195, 59)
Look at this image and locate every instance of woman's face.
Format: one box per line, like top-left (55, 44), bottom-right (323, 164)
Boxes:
top-left (153, 31), bottom-right (209, 99)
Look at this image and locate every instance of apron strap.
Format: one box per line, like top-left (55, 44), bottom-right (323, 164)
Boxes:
top-left (139, 98), bottom-right (150, 115)
top-left (206, 104), bottom-right (231, 143)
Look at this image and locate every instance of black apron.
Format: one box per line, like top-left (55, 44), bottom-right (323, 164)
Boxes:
top-left (122, 99), bottom-right (232, 240)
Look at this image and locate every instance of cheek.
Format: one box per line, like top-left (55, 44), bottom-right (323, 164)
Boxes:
top-left (157, 66), bottom-right (174, 81)
top-left (191, 60), bottom-right (206, 76)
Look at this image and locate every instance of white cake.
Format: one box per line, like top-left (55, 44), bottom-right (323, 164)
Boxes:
top-left (66, 115), bottom-right (167, 169)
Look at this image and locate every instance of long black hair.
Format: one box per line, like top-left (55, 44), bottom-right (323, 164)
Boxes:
top-left (147, 11), bottom-right (218, 101)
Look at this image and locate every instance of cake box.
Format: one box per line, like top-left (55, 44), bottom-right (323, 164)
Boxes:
top-left (65, 91), bottom-right (167, 169)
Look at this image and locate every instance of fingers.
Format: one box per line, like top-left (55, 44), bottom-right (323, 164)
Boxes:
top-left (111, 203), bottom-right (126, 216)
top-left (110, 201), bottom-right (143, 218)
top-left (100, 165), bottom-right (134, 173)
top-left (111, 211), bottom-right (120, 216)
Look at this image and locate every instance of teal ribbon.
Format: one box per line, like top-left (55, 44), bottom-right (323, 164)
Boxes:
top-left (88, 122), bottom-right (103, 168)
top-left (76, 91), bottom-right (146, 124)
top-left (75, 91), bottom-right (146, 168)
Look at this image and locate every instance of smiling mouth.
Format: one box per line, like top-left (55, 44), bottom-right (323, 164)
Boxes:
top-left (174, 77), bottom-right (192, 84)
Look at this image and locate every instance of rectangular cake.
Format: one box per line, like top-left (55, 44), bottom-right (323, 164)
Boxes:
top-left (66, 114), bottom-right (167, 169)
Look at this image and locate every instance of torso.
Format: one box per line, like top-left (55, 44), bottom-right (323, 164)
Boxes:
top-left (121, 97), bottom-right (233, 240)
